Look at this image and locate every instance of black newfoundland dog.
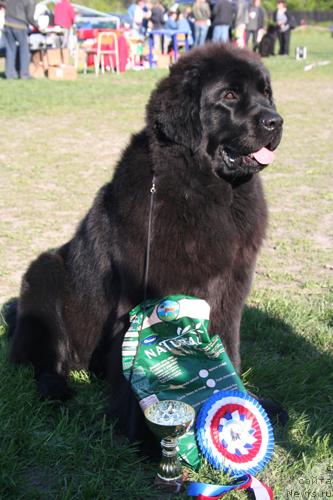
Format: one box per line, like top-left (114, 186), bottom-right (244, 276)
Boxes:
top-left (258, 25), bottom-right (278, 58)
top-left (9, 44), bottom-right (284, 445)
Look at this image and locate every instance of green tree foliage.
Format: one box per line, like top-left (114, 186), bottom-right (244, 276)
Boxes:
top-left (263, 0), bottom-right (333, 11)
top-left (74, 0), bottom-right (333, 13)
top-left (74, 0), bottom-right (126, 13)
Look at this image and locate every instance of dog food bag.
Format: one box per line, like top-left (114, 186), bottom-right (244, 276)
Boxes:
top-left (122, 295), bottom-right (246, 469)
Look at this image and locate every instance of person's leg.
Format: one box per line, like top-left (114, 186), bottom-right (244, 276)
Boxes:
top-left (221, 24), bottom-right (230, 43)
top-left (236, 24), bottom-right (246, 47)
top-left (280, 31), bottom-right (285, 54)
top-left (194, 24), bottom-right (201, 46)
top-left (253, 29), bottom-right (259, 51)
top-left (245, 29), bottom-right (250, 46)
top-left (3, 27), bottom-right (18, 79)
top-left (61, 28), bottom-right (70, 49)
top-left (200, 25), bottom-right (209, 45)
top-left (212, 25), bottom-right (223, 42)
top-left (278, 31), bottom-right (284, 54)
top-left (284, 29), bottom-right (291, 55)
top-left (15, 28), bottom-right (31, 78)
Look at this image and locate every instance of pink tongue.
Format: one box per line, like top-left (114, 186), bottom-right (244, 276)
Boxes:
top-left (252, 147), bottom-right (275, 165)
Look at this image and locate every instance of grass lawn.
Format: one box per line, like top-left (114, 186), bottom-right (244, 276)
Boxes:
top-left (0, 27), bottom-right (332, 499)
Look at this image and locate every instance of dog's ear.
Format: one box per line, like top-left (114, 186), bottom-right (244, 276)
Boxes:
top-left (147, 64), bottom-right (203, 149)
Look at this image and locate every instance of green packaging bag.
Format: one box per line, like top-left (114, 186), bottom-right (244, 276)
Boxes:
top-left (122, 295), bottom-right (246, 469)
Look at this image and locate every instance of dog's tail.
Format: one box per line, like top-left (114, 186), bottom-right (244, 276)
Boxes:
top-left (0, 298), bottom-right (18, 338)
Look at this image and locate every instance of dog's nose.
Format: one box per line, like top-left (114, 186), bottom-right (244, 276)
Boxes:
top-left (260, 111), bottom-right (283, 131)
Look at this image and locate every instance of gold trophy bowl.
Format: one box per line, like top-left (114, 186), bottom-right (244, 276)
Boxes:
top-left (144, 400), bottom-right (195, 492)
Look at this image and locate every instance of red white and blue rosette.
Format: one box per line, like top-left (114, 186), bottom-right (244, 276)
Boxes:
top-left (196, 390), bottom-right (274, 478)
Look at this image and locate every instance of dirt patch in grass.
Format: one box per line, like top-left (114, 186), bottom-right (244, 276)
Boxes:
top-left (0, 109), bottom-right (134, 303)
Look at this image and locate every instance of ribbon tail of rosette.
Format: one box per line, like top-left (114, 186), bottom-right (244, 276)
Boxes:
top-left (187, 474), bottom-right (251, 498)
top-left (187, 474), bottom-right (273, 499)
top-left (248, 475), bottom-right (274, 500)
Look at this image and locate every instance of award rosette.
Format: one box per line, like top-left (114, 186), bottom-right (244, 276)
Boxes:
top-left (196, 390), bottom-right (274, 477)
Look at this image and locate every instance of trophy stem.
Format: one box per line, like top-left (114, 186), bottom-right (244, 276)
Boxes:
top-left (144, 400), bottom-right (195, 493)
top-left (157, 437), bottom-right (182, 482)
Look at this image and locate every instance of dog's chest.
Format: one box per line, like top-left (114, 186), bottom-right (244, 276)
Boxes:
top-left (153, 181), bottom-right (257, 269)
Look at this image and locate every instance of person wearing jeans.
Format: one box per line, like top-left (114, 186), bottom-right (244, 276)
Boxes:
top-left (4, 0), bottom-right (37, 79)
top-left (193, 0), bottom-right (211, 46)
top-left (212, 0), bottom-right (233, 43)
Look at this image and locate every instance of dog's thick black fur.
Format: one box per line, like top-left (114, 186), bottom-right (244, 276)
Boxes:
top-left (9, 44), bottom-right (285, 445)
top-left (259, 25), bottom-right (277, 58)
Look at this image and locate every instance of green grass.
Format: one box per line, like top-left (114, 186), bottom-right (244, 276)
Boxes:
top-left (0, 27), bottom-right (333, 499)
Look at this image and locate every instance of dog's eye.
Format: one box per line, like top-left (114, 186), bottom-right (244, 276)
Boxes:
top-left (223, 90), bottom-right (238, 101)
top-left (224, 91), bottom-right (237, 100)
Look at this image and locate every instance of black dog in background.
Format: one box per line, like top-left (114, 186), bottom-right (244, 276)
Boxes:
top-left (259, 25), bottom-right (278, 57)
top-left (8, 44), bottom-right (285, 445)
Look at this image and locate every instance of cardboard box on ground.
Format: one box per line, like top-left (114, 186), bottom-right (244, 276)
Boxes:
top-left (48, 65), bottom-right (77, 80)
top-left (29, 50), bottom-right (48, 79)
top-left (46, 48), bottom-right (70, 66)
top-left (29, 48), bottom-right (77, 80)
top-left (29, 62), bottom-right (45, 79)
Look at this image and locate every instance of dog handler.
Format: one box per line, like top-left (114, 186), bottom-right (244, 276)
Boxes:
top-left (273, 0), bottom-right (293, 55)
top-left (3, 0), bottom-right (37, 79)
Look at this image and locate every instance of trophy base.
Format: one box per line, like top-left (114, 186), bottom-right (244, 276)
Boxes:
top-left (154, 474), bottom-right (183, 493)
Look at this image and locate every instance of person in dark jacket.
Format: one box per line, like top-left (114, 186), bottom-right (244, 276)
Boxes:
top-left (212, 0), bottom-right (233, 43)
top-left (3, 0), bottom-right (37, 79)
top-left (246, 0), bottom-right (265, 51)
top-left (273, 0), bottom-right (293, 55)
top-left (150, 0), bottom-right (165, 29)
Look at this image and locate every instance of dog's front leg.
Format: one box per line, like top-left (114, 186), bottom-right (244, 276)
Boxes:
top-left (10, 251), bottom-right (74, 401)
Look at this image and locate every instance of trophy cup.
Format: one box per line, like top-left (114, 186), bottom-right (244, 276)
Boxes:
top-left (144, 400), bottom-right (195, 492)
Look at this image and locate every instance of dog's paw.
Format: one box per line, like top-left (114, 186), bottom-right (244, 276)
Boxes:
top-left (259, 398), bottom-right (288, 426)
top-left (37, 373), bottom-right (74, 402)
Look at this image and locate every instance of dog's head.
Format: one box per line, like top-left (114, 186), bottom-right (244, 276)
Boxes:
top-left (266, 24), bottom-right (278, 36)
top-left (147, 44), bottom-right (283, 179)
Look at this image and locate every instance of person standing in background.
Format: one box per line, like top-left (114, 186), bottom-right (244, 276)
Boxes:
top-left (54, 0), bottom-right (75, 48)
top-left (3, 0), bottom-right (36, 79)
top-left (246, 0), bottom-right (265, 51)
top-left (193, 0), bottom-right (211, 46)
top-left (0, 1), bottom-right (6, 32)
top-left (177, 7), bottom-right (194, 46)
top-left (149, 0), bottom-right (165, 52)
top-left (150, 0), bottom-right (165, 30)
top-left (131, 0), bottom-right (145, 34)
top-left (184, 6), bottom-right (196, 43)
top-left (235, 0), bottom-right (248, 48)
top-left (212, 0), bottom-right (233, 43)
top-left (255, 0), bottom-right (266, 47)
top-left (273, 0), bottom-right (293, 55)
top-left (142, 0), bottom-right (152, 36)
top-left (164, 8), bottom-right (178, 30)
